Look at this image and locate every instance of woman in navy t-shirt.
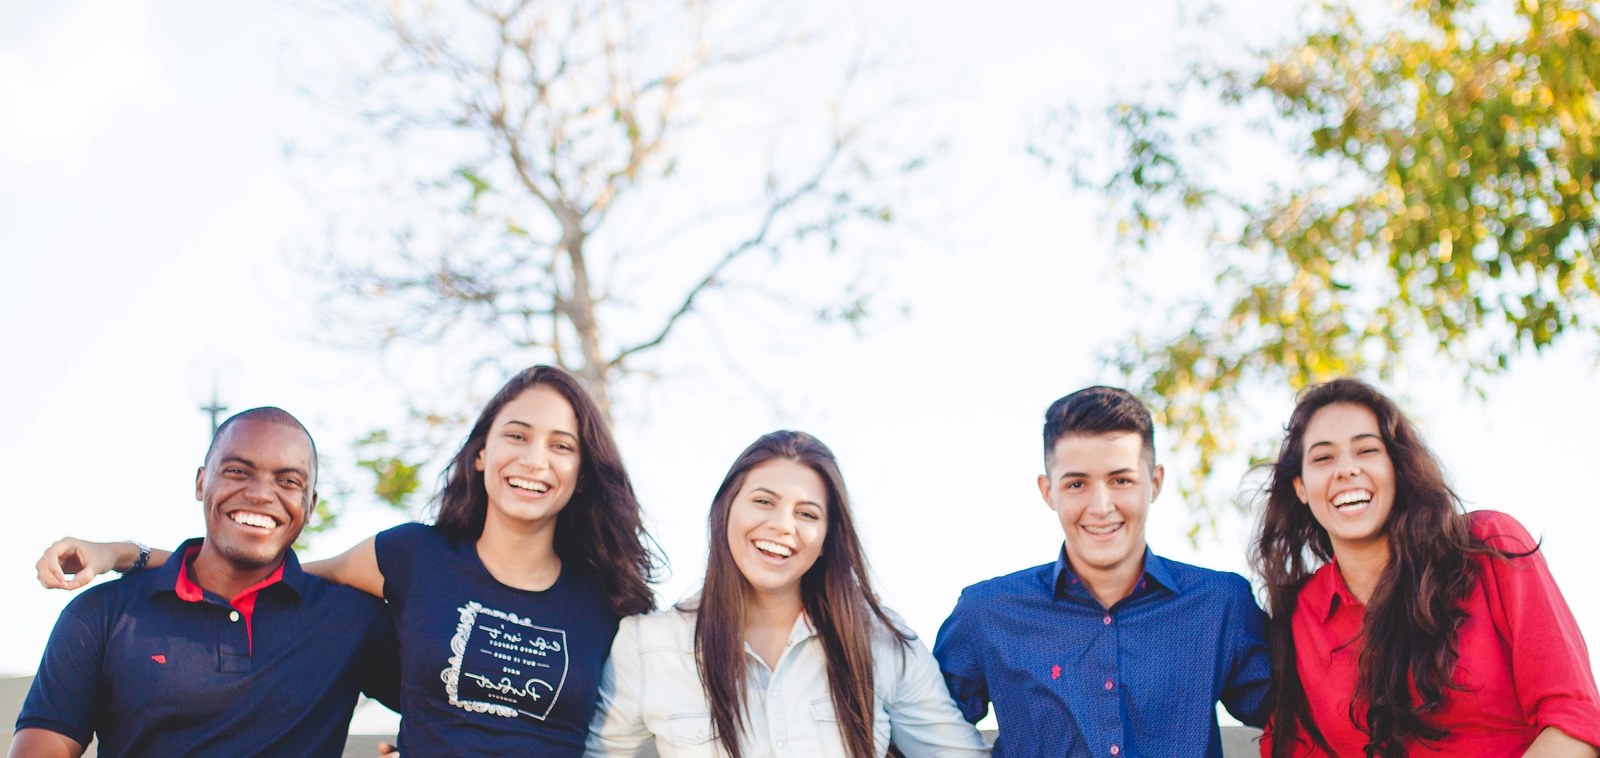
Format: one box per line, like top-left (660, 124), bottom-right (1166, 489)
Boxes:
top-left (43, 365), bottom-right (661, 756)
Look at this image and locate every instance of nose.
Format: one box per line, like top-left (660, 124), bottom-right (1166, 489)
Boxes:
top-left (242, 474), bottom-right (275, 503)
top-left (770, 506), bottom-right (798, 534)
top-left (520, 443), bottom-right (549, 470)
top-left (1087, 483), bottom-right (1115, 515)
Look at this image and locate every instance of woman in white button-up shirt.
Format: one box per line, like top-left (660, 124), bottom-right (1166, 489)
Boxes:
top-left (587, 431), bottom-right (989, 757)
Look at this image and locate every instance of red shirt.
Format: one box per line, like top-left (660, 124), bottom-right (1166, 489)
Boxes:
top-left (1263, 510), bottom-right (1600, 756)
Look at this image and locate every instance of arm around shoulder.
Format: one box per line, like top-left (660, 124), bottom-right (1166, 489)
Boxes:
top-left (585, 614), bottom-right (654, 756)
top-left (1221, 573), bottom-right (1272, 728)
top-left (36, 538), bottom-right (168, 590)
top-left (303, 535), bottom-right (384, 598)
top-left (884, 632), bottom-right (991, 756)
top-left (932, 590), bottom-right (992, 726)
top-left (8, 728), bottom-right (86, 758)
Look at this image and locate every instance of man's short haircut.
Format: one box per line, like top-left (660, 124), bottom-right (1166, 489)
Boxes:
top-left (205, 407), bottom-right (318, 484)
top-left (1042, 386), bottom-right (1157, 471)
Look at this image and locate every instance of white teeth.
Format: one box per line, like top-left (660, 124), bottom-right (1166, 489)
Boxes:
top-left (509, 478), bottom-right (550, 493)
top-left (1083, 524), bottom-right (1122, 535)
top-left (1333, 490), bottom-right (1372, 507)
top-left (230, 512), bottom-right (276, 529)
top-left (754, 540), bottom-right (793, 557)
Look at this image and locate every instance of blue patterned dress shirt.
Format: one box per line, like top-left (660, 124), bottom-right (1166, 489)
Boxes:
top-left (933, 547), bottom-right (1270, 758)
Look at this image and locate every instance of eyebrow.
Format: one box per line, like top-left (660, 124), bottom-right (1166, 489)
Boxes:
top-left (750, 486), bottom-right (823, 508)
top-left (1306, 432), bottom-right (1383, 450)
top-left (501, 419), bottom-right (578, 438)
top-left (1057, 467), bottom-right (1138, 481)
top-left (218, 455), bottom-right (309, 479)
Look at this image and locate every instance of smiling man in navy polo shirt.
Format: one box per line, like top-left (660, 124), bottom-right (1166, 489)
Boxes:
top-left (933, 386), bottom-right (1271, 758)
top-left (12, 408), bottom-right (395, 758)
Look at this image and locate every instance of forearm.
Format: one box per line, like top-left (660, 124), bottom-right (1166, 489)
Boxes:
top-left (1524, 727), bottom-right (1599, 758)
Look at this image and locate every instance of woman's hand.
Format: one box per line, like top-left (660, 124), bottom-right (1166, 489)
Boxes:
top-left (35, 538), bottom-right (139, 590)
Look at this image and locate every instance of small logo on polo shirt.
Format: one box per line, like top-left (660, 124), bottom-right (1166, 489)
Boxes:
top-left (1051, 664), bottom-right (1061, 680)
top-left (151, 655), bottom-right (167, 664)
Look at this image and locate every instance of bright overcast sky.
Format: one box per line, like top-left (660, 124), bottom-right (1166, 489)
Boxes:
top-left (3, 2), bottom-right (1597, 727)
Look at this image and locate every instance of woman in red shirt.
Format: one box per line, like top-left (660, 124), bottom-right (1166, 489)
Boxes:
top-left (1253, 378), bottom-right (1600, 757)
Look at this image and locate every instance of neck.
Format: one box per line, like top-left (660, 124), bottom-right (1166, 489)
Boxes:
top-left (191, 545), bottom-right (283, 600)
top-left (740, 586), bottom-right (805, 670)
top-left (476, 512), bottom-right (561, 591)
top-left (742, 587), bottom-right (805, 632)
top-left (1332, 539), bottom-right (1391, 605)
top-left (1072, 553), bottom-right (1146, 610)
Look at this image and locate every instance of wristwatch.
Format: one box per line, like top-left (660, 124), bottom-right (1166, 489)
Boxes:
top-left (125, 542), bottom-right (151, 573)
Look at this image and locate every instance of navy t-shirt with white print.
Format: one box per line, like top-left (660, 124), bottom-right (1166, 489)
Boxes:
top-left (375, 523), bottom-right (620, 756)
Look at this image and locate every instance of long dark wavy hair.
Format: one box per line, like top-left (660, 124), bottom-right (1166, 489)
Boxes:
top-left (1252, 378), bottom-right (1520, 757)
top-left (688, 431), bottom-right (908, 758)
top-left (433, 365), bottom-right (661, 616)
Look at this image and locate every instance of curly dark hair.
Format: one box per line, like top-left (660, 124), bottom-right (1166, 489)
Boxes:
top-left (1252, 378), bottom-right (1526, 757)
top-left (433, 365), bottom-right (662, 616)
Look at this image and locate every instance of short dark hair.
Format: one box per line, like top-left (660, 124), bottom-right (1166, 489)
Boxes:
top-left (206, 407), bottom-right (318, 486)
top-left (1041, 386), bottom-right (1156, 471)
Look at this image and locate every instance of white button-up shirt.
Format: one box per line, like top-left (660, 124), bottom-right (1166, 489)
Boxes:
top-left (586, 606), bottom-right (990, 757)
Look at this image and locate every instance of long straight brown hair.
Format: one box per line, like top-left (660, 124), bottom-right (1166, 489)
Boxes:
top-left (688, 431), bottom-right (908, 758)
top-left (1251, 378), bottom-right (1523, 757)
top-left (433, 365), bottom-right (662, 616)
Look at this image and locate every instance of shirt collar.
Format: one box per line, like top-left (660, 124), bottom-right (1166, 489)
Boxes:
top-left (1051, 544), bottom-right (1179, 600)
top-left (153, 537), bottom-right (308, 602)
top-left (1300, 559), bottom-right (1361, 622)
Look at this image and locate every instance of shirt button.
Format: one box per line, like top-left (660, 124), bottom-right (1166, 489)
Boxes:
top-left (1110, 744), bottom-right (1120, 755)
top-left (1103, 614), bottom-right (1112, 625)
top-left (229, 611), bottom-right (240, 622)
top-left (1104, 678), bottom-right (1113, 691)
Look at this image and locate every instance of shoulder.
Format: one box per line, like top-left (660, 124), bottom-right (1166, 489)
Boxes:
top-left (299, 572), bottom-right (388, 614)
top-left (375, 521), bottom-right (437, 549)
top-left (58, 572), bottom-right (152, 624)
top-left (1152, 554), bottom-right (1254, 597)
top-left (618, 606), bottom-right (696, 649)
top-left (955, 561), bottom-right (1054, 604)
top-left (1466, 509), bottom-right (1539, 552)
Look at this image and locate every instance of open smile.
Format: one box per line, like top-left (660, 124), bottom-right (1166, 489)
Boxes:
top-left (227, 510), bottom-right (280, 533)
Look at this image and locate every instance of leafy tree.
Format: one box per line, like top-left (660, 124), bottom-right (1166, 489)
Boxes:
top-left (299, 1), bottom-right (912, 512)
top-left (1058, 0), bottom-right (1600, 521)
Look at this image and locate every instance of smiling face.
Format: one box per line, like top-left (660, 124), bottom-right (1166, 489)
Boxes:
top-left (474, 384), bottom-right (582, 531)
top-left (1038, 431), bottom-right (1161, 589)
top-left (725, 458), bottom-right (829, 604)
top-left (1294, 402), bottom-right (1396, 558)
top-left (197, 418), bottom-right (315, 573)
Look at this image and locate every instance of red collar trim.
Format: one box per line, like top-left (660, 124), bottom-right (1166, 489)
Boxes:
top-left (174, 547), bottom-right (286, 606)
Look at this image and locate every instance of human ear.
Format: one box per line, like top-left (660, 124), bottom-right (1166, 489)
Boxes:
top-left (1037, 474), bottom-right (1053, 509)
top-left (1149, 463), bottom-right (1164, 502)
top-left (194, 467), bottom-right (206, 501)
top-left (474, 447), bottom-right (486, 472)
top-left (1293, 476), bottom-right (1307, 505)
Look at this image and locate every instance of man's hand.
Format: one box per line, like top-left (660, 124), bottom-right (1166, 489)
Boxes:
top-left (36, 538), bottom-right (133, 590)
top-left (377, 742), bottom-right (399, 756)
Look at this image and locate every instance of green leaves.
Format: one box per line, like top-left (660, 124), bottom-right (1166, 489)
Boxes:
top-left (1065, 0), bottom-right (1600, 522)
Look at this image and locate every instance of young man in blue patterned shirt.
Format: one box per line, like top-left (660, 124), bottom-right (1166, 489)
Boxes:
top-left (933, 386), bottom-right (1270, 758)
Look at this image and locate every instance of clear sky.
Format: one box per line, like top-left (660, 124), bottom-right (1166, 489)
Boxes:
top-left (3, 0), bottom-right (1597, 735)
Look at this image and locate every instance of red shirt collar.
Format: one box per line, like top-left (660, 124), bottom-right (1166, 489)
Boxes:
top-left (173, 546), bottom-right (286, 605)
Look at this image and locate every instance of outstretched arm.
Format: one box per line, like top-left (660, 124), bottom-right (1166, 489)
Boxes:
top-left (303, 535), bottom-right (385, 598)
top-left (36, 538), bottom-right (168, 590)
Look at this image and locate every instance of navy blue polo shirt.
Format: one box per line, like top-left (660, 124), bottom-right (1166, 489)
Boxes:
top-left (934, 546), bottom-right (1271, 758)
top-left (17, 538), bottom-right (398, 757)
